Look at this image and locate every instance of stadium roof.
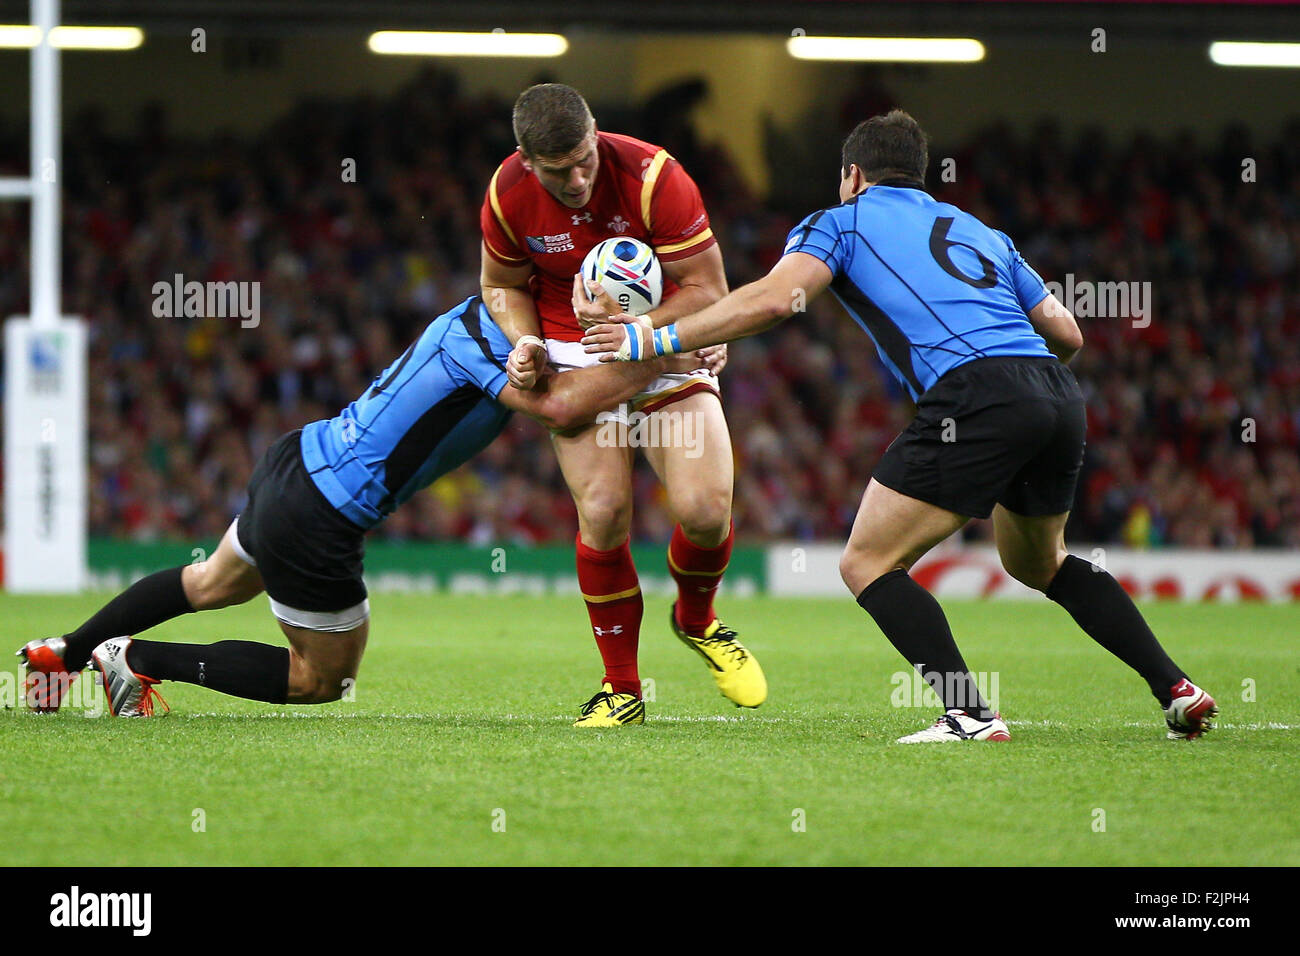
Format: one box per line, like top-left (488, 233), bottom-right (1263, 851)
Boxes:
top-left (2, 1), bottom-right (1295, 42)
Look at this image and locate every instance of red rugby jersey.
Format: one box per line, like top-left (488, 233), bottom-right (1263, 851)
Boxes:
top-left (481, 131), bottom-right (716, 342)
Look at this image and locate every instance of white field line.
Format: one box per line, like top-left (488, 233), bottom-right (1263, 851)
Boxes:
top-left (174, 711), bottom-right (789, 723)
top-left (115, 713), bottom-right (1299, 730)
top-left (1007, 718), bottom-right (1298, 731)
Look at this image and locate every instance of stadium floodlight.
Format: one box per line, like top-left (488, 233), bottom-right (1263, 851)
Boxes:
top-left (1209, 41), bottom-right (1300, 68)
top-left (787, 36), bottom-right (985, 63)
top-left (0, 25), bottom-right (41, 47)
top-left (50, 26), bottom-right (143, 49)
top-left (0, 24), bottom-right (142, 49)
top-left (368, 30), bottom-right (568, 58)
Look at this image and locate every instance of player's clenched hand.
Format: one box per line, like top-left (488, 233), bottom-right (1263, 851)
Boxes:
top-left (508, 335), bottom-right (548, 389)
top-left (581, 316), bottom-right (654, 363)
top-left (572, 274), bottom-right (622, 330)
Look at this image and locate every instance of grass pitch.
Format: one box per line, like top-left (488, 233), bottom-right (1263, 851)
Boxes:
top-left (1, 593), bottom-right (1295, 866)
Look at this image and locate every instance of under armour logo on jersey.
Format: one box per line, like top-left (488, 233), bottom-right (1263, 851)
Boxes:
top-left (572, 211), bottom-right (593, 225)
top-left (607, 215), bottom-right (630, 234)
top-left (593, 625), bottom-right (624, 636)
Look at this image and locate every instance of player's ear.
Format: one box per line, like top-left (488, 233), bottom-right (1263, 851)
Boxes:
top-left (516, 147), bottom-right (533, 172)
top-left (851, 164), bottom-right (870, 194)
top-left (840, 164), bottom-right (859, 201)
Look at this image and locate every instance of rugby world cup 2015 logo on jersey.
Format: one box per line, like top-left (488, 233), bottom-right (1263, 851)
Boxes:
top-left (525, 232), bottom-right (575, 254)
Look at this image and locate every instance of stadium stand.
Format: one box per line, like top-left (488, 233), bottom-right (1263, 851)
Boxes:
top-left (3, 67), bottom-right (1293, 549)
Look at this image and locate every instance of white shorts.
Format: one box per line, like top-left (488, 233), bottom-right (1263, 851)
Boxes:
top-left (545, 338), bottom-right (719, 425)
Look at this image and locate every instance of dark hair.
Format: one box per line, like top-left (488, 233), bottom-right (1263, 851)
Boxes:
top-left (841, 109), bottom-right (929, 185)
top-left (512, 83), bottom-right (595, 159)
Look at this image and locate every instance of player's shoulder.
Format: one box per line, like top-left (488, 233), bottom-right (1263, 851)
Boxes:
top-left (795, 194), bottom-right (859, 233)
top-left (488, 150), bottom-right (531, 204)
top-left (793, 183), bottom-right (931, 235)
top-left (924, 192), bottom-right (1015, 251)
top-left (599, 131), bottom-right (678, 184)
top-left (598, 131), bottom-right (665, 164)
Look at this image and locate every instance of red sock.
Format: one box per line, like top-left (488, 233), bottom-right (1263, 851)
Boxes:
top-left (668, 522), bottom-right (733, 635)
top-left (575, 534), bottom-right (643, 697)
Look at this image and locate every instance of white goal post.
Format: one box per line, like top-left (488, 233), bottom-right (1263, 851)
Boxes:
top-left (2, 0), bottom-right (87, 592)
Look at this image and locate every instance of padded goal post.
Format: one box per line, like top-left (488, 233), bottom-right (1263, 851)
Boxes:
top-left (4, 317), bottom-right (86, 591)
top-left (2, 0), bottom-right (87, 592)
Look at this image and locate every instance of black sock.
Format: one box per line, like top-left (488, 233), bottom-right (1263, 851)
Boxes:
top-left (857, 569), bottom-right (994, 720)
top-left (1046, 555), bottom-right (1186, 706)
top-left (126, 640), bottom-right (290, 705)
top-left (63, 567), bottom-right (195, 670)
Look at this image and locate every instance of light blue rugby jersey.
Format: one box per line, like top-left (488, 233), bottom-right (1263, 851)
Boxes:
top-left (784, 181), bottom-right (1053, 401)
top-left (299, 296), bottom-right (513, 529)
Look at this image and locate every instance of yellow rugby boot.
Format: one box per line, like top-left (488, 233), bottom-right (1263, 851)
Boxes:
top-left (573, 682), bottom-right (645, 727)
top-left (670, 605), bottom-right (767, 708)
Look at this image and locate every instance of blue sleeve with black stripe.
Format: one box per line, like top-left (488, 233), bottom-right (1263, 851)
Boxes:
top-left (782, 205), bottom-right (848, 275)
top-left (995, 230), bottom-right (1051, 314)
top-left (441, 300), bottom-right (513, 398)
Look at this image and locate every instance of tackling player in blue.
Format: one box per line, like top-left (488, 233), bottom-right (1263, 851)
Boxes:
top-left (18, 296), bottom-right (702, 717)
top-left (584, 110), bottom-right (1217, 742)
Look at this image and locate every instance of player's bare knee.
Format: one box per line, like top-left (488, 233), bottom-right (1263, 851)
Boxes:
top-left (1001, 552), bottom-right (1063, 593)
top-left (312, 672), bottom-right (352, 703)
top-left (182, 562), bottom-right (225, 610)
top-left (577, 492), bottom-right (633, 541)
top-left (838, 550), bottom-right (858, 592)
top-left (674, 489), bottom-right (731, 544)
top-left (839, 546), bottom-right (890, 595)
top-left (289, 661), bottom-right (353, 704)
top-left (186, 563), bottom-right (255, 610)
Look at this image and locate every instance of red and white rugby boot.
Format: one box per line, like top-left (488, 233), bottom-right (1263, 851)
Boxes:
top-left (1165, 679), bottom-right (1217, 740)
top-left (16, 637), bottom-right (80, 712)
top-left (90, 638), bottom-right (168, 718)
top-left (896, 709), bottom-right (1011, 744)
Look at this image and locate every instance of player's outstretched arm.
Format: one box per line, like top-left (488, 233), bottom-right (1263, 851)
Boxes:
top-left (646, 244), bottom-right (729, 327)
top-left (495, 358), bottom-right (680, 430)
top-left (581, 252), bottom-right (833, 361)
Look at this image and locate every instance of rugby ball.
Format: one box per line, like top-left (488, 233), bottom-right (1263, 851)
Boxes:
top-left (580, 237), bottom-right (663, 316)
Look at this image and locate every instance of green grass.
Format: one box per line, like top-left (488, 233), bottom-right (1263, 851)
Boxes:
top-left (1, 593), bottom-right (1296, 866)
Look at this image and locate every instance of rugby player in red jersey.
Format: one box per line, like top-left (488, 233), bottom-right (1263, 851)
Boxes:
top-left (480, 83), bottom-right (765, 725)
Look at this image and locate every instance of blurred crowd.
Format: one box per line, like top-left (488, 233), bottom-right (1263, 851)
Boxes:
top-left (0, 68), bottom-right (1295, 549)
